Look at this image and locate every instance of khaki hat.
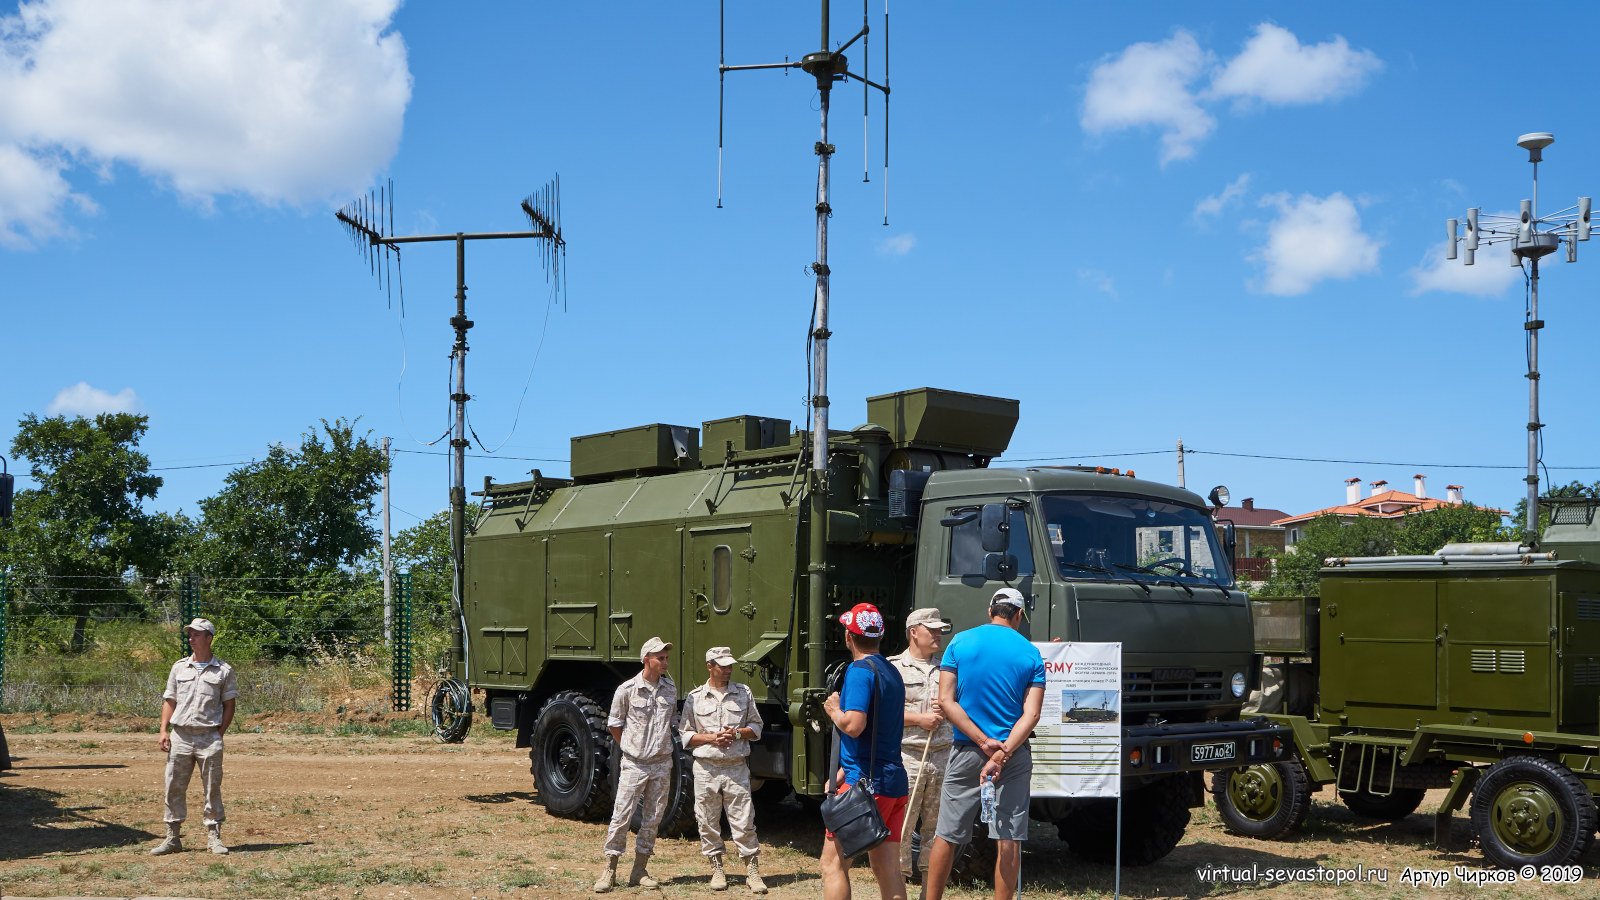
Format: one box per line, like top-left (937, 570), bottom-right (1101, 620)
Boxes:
top-left (639, 636), bottom-right (672, 661)
top-left (906, 607), bottom-right (951, 632)
top-left (183, 618), bottom-right (216, 635)
top-left (705, 646), bottom-right (737, 666)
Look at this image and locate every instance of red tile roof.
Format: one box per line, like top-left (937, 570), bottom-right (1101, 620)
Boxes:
top-left (1274, 488), bottom-right (1503, 526)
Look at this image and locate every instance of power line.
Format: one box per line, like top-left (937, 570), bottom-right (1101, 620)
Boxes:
top-left (1187, 449), bottom-right (1600, 471)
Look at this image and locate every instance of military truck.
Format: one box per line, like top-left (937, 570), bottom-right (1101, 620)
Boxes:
top-left (459, 387), bottom-right (1287, 865)
top-left (1216, 498), bottom-right (1600, 870)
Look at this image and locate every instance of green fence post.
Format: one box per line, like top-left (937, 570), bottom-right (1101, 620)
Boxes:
top-left (1, 571), bottom-right (9, 704)
top-left (393, 569), bottom-right (412, 712)
top-left (180, 574), bottom-right (200, 657)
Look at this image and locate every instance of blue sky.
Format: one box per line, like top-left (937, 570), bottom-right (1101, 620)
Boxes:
top-left (5, 1), bottom-right (1600, 535)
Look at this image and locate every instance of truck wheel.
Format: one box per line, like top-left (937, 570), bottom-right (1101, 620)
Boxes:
top-left (1341, 787), bottom-right (1425, 821)
top-left (1058, 777), bottom-right (1191, 866)
top-left (530, 691), bottom-right (615, 821)
top-left (635, 746), bottom-right (697, 838)
top-left (1472, 756), bottom-right (1597, 869)
top-left (1212, 760), bottom-right (1312, 838)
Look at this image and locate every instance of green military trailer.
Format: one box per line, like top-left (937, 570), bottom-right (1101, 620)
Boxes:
top-left (1217, 498), bottom-right (1600, 871)
top-left (459, 387), bottom-right (1287, 865)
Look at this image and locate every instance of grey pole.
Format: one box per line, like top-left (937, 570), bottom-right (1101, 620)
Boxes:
top-left (812, 78), bottom-right (833, 476)
top-left (382, 435), bottom-right (393, 645)
top-left (450, 234), bottom-right (471, 684)
top-left (1526, 256), bottom-right (1542, 543)
top-left (1176, 439), bottom-right (1185, 489)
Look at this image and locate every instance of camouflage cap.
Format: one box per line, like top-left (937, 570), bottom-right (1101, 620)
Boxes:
top-left (905, 608), bottom-right (951, 632)
top-left (705, 646), bottom-right (737, 666)
top-left (639, 636), bottom-right (672, 661)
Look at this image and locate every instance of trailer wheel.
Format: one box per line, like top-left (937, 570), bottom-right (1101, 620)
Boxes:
top-left (1058, 776), bottom-right (1191, 866)
top-left (1341, 787), bottom-right (1425, 821)
top-left (1471, 756), bottom-right (1597, 869)
top-left (530, 691), bottom-right (616, 821)
top-left (1212, 759), bottom-right (1312, 838)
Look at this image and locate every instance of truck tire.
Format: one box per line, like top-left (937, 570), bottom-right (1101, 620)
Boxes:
top-left (530, 691), bottom-right (616, 821)
top-left (1212, 759), bottom-right (1312, 838)
top-left (1341, 787), bottom-right (1425, 821)
top-left (1058, 777), bottom-right (1191, 866)
top-left (635, 746), bottom-right (697, 838)
top-left (1471, 756), bottom-right (1597, 869)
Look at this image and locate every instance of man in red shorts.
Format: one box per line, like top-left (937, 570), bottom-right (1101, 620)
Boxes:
top-left (820, 602), bottom-right (908, 900)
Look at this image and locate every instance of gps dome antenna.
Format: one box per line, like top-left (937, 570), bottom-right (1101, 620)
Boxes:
top-left (718, 0), bottom-right (892, 712)
top-left (334, 176), bottom-right (569, 739)
top-left (1445, 132), bottom-right (1593, 544)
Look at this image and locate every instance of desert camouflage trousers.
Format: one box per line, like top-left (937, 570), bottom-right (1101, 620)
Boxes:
top-left (692, 759), bottom-right (760, 859)
top-left (900, 745), bottom-right (950, 875)
top-left (164, 725), bottom-right (225, 825)
top-left (603, 755), bottom-right (672, 857)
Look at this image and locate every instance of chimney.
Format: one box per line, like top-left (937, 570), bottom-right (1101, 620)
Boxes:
top-left (1345, 477), bottom-right (1361, 504)
top-left (1446, 484), bottom-right (1464, 504)
top-left (1242, 498), bottom-right (1255, 511)
top-left (1371, 479), bottom-right (1389, 497)
top-left (1413, 473), bottom-right (1427, 499)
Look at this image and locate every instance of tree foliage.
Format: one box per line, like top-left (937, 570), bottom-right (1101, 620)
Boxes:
top-left (1508, 480), bottom-right (1600, 536)
top-left (382, 509), bottom-right (453, 630)
top-left (0, 413), bottom-right (173, 650)
top-left (1260, 504), bottom-right (1508, 597)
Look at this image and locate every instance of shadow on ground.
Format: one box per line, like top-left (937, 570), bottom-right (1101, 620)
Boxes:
top-left (0, 785), bottom-right (153, 860)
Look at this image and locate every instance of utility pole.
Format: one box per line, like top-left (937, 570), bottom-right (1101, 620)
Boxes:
top-left (1446, 132), bottom-right (1591, 544)
top-left (382, 435), bottom-right (392, 646)
top-left (1176, 439), bottom-right (1185, 489)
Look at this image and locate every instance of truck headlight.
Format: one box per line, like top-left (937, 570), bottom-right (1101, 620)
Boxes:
top-left (1231, 672), bottom-right (1247, 698)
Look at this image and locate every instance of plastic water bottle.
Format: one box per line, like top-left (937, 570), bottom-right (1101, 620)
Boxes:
top-left (980, 775), bottom-right (996, 824)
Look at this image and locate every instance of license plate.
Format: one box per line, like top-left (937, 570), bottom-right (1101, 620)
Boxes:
top-left (1191, 741), bottom-right (1236, 764)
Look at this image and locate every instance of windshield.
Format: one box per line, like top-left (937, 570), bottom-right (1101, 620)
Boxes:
top-left (1041, 494), bottom-right (1233, 588)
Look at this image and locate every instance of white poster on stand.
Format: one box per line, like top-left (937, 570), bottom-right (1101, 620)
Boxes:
top-left (1030, 641), bottom-right (1122, 799)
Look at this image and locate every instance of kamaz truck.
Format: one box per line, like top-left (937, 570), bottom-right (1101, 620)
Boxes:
top-left (1218, 498), bottom-right (1600, 872)
top-left (458, 387), bottom-right (1287, 865)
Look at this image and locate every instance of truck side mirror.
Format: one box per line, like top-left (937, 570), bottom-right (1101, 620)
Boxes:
top-left (980, 503), bottom-right (1009, 553)
top-left (1218, 519), bottom-right (1237, 569)
top-left (983, 552), bottom-right (1017, 582)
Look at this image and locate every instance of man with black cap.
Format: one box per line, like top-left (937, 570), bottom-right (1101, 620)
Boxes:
top-left (888, 607), bottom-right (952, 883)
top-left (820, 602), bottom-right (907, 900)
top-left (151, 617), bottom-right (237, 856)
top-left (922, 587), bottom-right (1045, 900)
top-left (595, 636), bottom-right (677, 893)
top-left (679, 646), bottom-right (767, 893)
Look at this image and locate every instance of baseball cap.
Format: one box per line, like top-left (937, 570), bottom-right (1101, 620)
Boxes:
top-left (905, 608), bottom-right (951, 633)
top-left (705, 646), bottom-right (737, 666)
top-left (183, 618), bottom-right (216, 635)
top-left (992, 587), bottom-right (1028, 618)
top-left (639, 636), bottom-right (673, 661)
top-left (837, 602), bottom-right (886, 638)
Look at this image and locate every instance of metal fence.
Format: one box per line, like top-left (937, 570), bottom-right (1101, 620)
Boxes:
top-left (0, 570), bottom-right (417, 715)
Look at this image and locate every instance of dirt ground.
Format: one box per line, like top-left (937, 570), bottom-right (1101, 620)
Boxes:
top-left (3, 720), bottom-right (1600, 899)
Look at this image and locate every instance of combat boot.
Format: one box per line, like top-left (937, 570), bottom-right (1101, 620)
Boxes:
top-left (628, 852), bottom-right (658, 888)
top-left (148, 822), bottom-right (182, 856)
top-left (206, 823), bottom-right (230, 855)
top-left (709, 853), bottom-right (728, 891)
top-left (593, 855), bottom-right (619, 893)
top-left (744, 853), bottom-right (768, 894)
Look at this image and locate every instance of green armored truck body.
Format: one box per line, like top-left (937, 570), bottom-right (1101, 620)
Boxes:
top-left (1220, 499), bottom-right (1600, 871)
top-left (463, 388), bottom-right (1286, 865)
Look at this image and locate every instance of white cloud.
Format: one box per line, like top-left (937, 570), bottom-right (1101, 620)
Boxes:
top-left (1076, 268), bottom-right (1118, 300)
top-left (877, 232), bottom-right (917, 256)
top-left (1081, 30), bottom-right (1213, 166)
top-left (1194, 173), bottom-right (1252, 219)
top-left (1210, 24), bottom-right (1381, 105)
top-left (0, 0), bottom-right (411, 246)
top-left (0, 142), bottom-right (95, 248)
top-left (1250, 192), bottom-right (1380, 296)
top-left (48, 382), bottom-right (143, 416)
top-left (1409, 241), bottom-right (1521, 297)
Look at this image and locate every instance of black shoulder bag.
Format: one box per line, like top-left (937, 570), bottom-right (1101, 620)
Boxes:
top-left (820, 657), bottom-right (892, 860)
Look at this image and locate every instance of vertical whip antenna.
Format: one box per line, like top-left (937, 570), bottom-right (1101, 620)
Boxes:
top-left (718, 0), bottom-right (726, 209)
top-left (883, 0), bottom-right (890, 225)
top-left (862, 0), bottom-right (869, 183)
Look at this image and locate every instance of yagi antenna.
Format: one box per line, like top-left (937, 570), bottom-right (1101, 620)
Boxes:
top-left (332, 175), bottom-right (569, 722)
top-left (1442, 132), bottom-right (1593, 544)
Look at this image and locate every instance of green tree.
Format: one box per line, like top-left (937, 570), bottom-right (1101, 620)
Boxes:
top-left (384, 509), bottom-right (452, 630)
top-left (1393, 504), bottom-right (1507, 555)
top-left (0, 413), bottom-right (170, 651)
top-left (193, 419), bottom-right (386, 579)
top-left (1260, 515), bottom-right (1397, 597)
top-left (1508, 480), bottom-right (1600, 538)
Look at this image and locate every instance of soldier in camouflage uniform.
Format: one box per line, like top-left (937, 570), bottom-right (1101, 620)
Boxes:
top-left (678, 647), bottom-right (767, 894)
top-left (150, 618), bottom-right (238, 857)
top-left (888, 607), bottom-right (952, 883)
top-left (594, 636), bottom-right (677, 893)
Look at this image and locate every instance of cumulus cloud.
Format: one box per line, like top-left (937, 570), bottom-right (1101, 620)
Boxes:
top-left (1081, 31), bottom-right (1213, 165)
top-left (0, 143), bottom-right (95, 248)
top-left (1082, 24), bottom-right (1378, 164)
top-left (1209, 24), bottom-right (1382, 105)
top-left (877, 232), bottom-right (917, 256)
top-left (1194, 173), bottom-right (1252, 219)
top-left (0, 0), bottom-right (411, 247)
top-left (48, 382), bottom-right (143, 416)
top-left (1409, 241), bottom-right (1521, 297)
top-left (1250, 192), bottom-right (1380, 296)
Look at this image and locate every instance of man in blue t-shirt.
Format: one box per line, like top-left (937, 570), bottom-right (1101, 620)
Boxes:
top-left (922, 587), bottom-right (1045, 900)
top-left (820, 602), bottom-right (908, 900)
